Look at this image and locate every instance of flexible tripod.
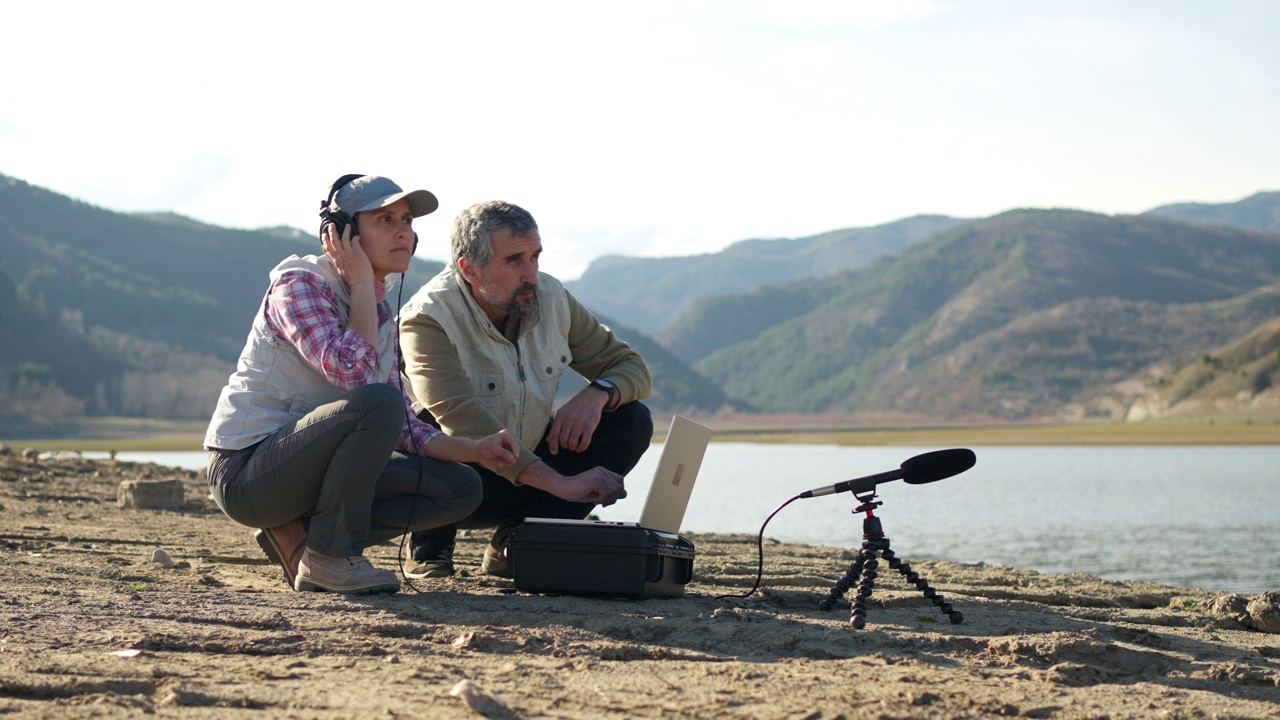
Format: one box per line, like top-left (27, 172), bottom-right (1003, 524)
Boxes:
top-left (819, 491), bottom-right (964, 629)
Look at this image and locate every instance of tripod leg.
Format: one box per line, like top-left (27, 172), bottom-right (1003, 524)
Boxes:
top-left (851, 550), bottom-right (879, 629)
top-left (885, 551), bottom-right (964, 625)
top-left (819, 551), bottom-right (868, 611)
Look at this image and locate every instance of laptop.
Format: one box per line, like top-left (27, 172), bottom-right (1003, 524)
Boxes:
top-left (523, 414), bottom-right (713, 534)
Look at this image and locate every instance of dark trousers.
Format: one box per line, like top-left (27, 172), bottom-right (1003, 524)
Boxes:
top-left (411, 401), bottom-right (653, 553)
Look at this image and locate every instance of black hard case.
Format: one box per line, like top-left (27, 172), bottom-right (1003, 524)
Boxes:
top-left (509, 522), bottom-right (695, 598)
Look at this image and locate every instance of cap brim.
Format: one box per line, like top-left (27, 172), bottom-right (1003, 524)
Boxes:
top-left (355, 189), bottom-right (439, 217)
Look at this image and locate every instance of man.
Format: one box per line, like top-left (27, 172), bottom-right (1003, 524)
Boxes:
top-left (398, 200), bottom-right (653, 578)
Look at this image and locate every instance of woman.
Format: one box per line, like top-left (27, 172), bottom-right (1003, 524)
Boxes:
top-left (204, 175), bottom-right (516, 594)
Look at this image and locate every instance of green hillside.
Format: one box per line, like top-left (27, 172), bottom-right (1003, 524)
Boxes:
top-left (566, 215), bottom-right (964, 335)
top-left (562, 314), bottom-right (738, 415)
top-left (0, 174), bottom-right (724, 435)
top-left (7, 171), bottom-right (1280, 433)
top-left (1121, 309), bottom-right (1280, 421)
top-left (1145, 191), bottom-right (1280, 233)
top-left (0, 174), bottom-right (443, 429)
top-left (693, 210), bottom-right (1280, 418)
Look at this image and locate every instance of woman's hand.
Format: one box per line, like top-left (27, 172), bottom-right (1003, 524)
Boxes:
top-left (472, 430), bottom-right (519, 468)
top-left (322, 222), bottom-right (375, 293)
top-left (423, 430), bottom-right (520, 468)
top-left (321, 222), bottom-right (378, 346)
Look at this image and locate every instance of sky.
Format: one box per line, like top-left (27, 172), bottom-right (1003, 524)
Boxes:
top-left (3, 1), bottom-right (1278, 280)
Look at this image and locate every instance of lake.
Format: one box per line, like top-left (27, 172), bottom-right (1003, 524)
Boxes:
top-left (91, 444), bottom-right (1280, 595)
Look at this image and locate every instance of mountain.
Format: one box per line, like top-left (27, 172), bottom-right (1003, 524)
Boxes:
top-left (1144, 191), bottom-right (1280, 234)
top-left (7, 171), bottom-right (1280, 432)
top-left (0, 174), bottom-right (443, 428)
top-left (0, 177), bottom-right (443, 361)
top-left (1118, 312), bottom-right (1280, 422)
top-left (0, 174), bottom-right (724, 434)
top-left (554, 314), bottom-right (738, 415)
top-left (565, 215), bottom-right (965, 335)
top-left (690, 209), bottom-right (1280, 418)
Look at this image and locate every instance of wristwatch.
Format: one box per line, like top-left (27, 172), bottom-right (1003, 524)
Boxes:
top-left (589, 378), bottom-right (619, 411)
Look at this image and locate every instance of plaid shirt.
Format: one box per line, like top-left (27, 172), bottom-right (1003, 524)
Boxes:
top-left (264, 270), bottom-right (440, 454)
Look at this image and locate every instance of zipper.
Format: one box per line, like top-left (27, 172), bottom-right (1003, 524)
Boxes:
top-left (514, 341), bottom-right (526, 442)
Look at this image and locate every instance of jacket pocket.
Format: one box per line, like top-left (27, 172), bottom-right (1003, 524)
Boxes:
top-left (528, 338), bottom-right (571, 388)
top-left (470, 369), bottom-right (506, 414)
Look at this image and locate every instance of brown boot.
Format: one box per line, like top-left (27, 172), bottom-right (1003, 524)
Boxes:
top-left (254, 519), bottom-right (307, 588)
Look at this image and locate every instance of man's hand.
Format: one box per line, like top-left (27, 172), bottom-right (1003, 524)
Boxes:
top-left (518, 461), bottom-right (627, 506)
top-left (554, 467), bottom-right (628, 506)
top-left (547, 386), bottom-right (609, 454)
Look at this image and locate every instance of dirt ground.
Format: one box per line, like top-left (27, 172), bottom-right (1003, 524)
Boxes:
top-left (2, 454), bottom-right (1279, 719)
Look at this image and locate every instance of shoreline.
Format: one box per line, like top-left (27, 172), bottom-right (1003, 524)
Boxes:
top-left (5, 416), bottom-right (1279, 452)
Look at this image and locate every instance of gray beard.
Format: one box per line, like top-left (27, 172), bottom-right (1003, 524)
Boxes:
top-left (482, 281), bottom-right (538, 319)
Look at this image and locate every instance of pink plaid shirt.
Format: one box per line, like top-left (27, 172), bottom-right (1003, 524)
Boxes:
top-left (263, 270), bottom-right (441, 455)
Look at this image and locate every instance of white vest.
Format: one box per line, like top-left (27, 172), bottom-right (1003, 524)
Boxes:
top-left (204, 255), bottom-right (398, 450)
top-left (401, 268), bottom-right (572, 450)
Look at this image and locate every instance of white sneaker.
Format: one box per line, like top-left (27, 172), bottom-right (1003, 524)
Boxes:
top-left (294, 548), bottom-right (400, 594)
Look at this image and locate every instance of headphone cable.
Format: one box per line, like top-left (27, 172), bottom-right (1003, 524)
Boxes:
top-left (390, 272), bottom-right (430, 594)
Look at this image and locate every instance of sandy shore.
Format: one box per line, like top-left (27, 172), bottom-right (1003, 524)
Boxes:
top-left (12, 415), bottom-right (1280, 453)
top-left (2, 454), bottom-right (1278, 719)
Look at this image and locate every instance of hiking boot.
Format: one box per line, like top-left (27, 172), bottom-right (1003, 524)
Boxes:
top-left (254, 519), bottom-right (307, 589)
top-left (481, 542), bottom-right (512, 579)
top-left (294, 547), bottom-right (400, 594)
top-left (404, 537), bottom-right (456, 579)
top-left (480, 521), bottom-right (518, 578)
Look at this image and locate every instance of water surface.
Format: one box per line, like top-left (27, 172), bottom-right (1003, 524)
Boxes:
top-left (95, 444), bottom-right (1280, 594)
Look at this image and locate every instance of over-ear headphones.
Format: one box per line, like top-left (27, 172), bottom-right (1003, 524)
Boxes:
top-left (318, 173), bottom-right (365, 240)
top-left (318, 173), bottom-right (420, 256)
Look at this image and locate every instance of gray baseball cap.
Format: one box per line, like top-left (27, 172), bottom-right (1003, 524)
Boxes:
top-left (333, 175), bottom-right (438, 218)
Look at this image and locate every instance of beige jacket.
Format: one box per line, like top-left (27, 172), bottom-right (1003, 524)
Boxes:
top-left (399, 267), bottom-right (650, 482)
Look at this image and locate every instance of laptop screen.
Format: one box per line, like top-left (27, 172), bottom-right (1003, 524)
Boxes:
top-left (637, 415), bottom-right (713, 533)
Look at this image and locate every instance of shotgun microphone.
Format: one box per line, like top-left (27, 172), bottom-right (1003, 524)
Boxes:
top-left (799, 448), bottom-right (976, 499)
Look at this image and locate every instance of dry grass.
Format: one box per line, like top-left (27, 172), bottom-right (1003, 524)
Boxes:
top-left (710, 419), bottom-right (1280, 446)
top-left (7, 416), bottom-right (1278, 453)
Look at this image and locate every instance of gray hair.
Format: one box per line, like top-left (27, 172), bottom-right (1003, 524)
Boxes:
top-left (450, 201), bottom-right (539, 271)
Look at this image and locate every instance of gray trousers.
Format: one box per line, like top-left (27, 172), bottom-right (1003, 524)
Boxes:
top-left (207, 384), bottom-right (482, 558)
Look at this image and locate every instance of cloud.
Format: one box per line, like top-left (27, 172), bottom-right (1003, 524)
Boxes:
top-left (756, 0), bottom-right (940, 30)
top-left (763, 38), bottom-right (857, 80)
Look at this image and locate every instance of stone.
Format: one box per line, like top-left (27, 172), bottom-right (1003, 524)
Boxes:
top-left (118, 479), bottom-right (185, 510)
top-left (1207, 593), bottom-right (1250, 624)
top-left (450, 680), bottom-right (512, 718)
top-left (1246, 591), bottom-right (1280, 634)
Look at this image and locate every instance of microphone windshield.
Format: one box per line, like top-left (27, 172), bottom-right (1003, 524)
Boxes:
top-left (901, 448), bottom-right (976, 485)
